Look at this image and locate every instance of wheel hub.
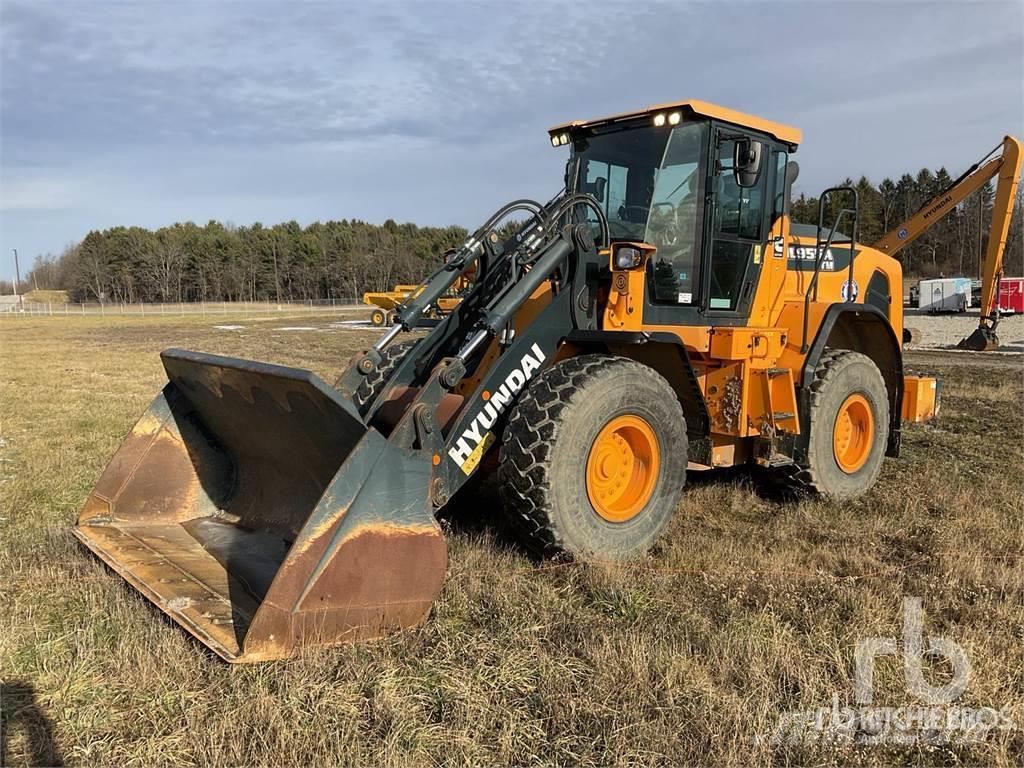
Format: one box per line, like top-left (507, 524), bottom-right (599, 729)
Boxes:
top-left (586, 415), bottom-right (660, 523)
top-left (833, 393), bottom-right (873, 473)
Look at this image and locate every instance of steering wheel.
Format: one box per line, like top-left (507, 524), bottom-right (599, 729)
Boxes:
top-left (617, 204), bottom-right (650, 224)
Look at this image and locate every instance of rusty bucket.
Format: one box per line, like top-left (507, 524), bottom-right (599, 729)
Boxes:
top-left (74, 349), bottom-right (447, 662)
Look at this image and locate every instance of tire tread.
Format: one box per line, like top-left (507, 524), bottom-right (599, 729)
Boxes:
top-left (770, 348), bottom-right (886, 497)
top-left (353, 338), bottom-right (419, 413)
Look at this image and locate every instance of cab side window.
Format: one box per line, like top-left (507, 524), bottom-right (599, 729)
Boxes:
top-left (715, 139), bottom-right (765, 239)
top-left (584, 160), bottom-right (629, 222)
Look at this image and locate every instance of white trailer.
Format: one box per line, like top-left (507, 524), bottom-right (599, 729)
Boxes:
top-left (918, 278), bottom-right (968, 313)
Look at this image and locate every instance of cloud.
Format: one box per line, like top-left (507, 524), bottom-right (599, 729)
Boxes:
top-left (0, 172), bottom-right (83, 211)
top-left (0, 1), bottom-right (706, 156)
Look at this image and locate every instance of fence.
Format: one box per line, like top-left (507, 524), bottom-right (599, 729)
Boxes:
top-left (0, 298), bottom-right (366, 318)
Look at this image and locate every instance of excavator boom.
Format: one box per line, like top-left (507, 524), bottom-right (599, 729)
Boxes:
top-left (873, 136), bottom-right (1022, 350)
top-left (978, 138), bottom-right (1023, 329)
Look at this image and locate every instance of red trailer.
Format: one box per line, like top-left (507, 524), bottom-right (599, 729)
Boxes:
top-left (999, 277), bottom-right (1024, 314)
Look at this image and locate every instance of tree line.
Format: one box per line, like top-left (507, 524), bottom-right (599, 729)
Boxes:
top-left (16, 165), bottom-right (1023, 302)
top-left (22, 219), bottom-right (469, 304)
top-left (791, 168), bottom-right (1024, 279)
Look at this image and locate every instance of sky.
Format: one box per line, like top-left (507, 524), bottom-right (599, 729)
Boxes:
top-left (1, 0), bottom-right (1022, 283)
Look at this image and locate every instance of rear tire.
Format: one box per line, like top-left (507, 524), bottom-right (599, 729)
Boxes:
top-left (778, 349), bottom-right (889, 499)
top-left (352, 338), bottom-right (418, 414)
top-left (498, 355), bottom-right (687, 559)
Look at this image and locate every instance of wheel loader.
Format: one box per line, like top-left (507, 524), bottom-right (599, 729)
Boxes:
top-left (74, 100), bottom-right (1022, 662)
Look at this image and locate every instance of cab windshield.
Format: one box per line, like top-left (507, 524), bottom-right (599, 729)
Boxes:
top-left (572, 119), bottom-right (709, 304)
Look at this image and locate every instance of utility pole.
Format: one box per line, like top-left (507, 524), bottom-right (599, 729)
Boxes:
top-left (12, 248), bottom-right (22, 309)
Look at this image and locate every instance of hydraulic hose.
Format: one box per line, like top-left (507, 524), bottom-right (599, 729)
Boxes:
top-left (477, 199), bottom-right (545, 235)
top-left (455, 234), bottom-right (574, 364)
top-left (543, 193), bottom-right (610, 249)
top-left (455, 194), bottom-right (600, 360)
top-left (484, 236), bottom-right (574, 334)
top-left (381, 199), bottom-right (546, 340)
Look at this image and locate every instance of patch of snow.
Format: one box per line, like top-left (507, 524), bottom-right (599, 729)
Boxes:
top-left (274, 326), bottom-right (317, 331)
top-left (213, 324), bottom-right (245, 330)
top-left (328, 320), bottom-right (376, 329)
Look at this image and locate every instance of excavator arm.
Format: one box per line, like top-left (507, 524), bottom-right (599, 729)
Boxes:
top-left (873, 135), bottom-right (1022, 350)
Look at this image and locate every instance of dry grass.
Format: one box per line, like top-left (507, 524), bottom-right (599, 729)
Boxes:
top-left (20, 290), bottom-right (68, 305)
top-left (1, 314), bottom-right (1022, 766)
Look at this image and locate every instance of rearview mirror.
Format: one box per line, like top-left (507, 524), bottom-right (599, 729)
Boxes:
top-left (733, 138), bottom-right (763, 188)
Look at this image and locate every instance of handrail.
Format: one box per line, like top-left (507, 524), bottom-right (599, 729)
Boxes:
top-left (800, 186), bottom-right (859, 353)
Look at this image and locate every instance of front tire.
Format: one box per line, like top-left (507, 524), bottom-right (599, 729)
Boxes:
top-left (498, 355), bottom-right (688, 559)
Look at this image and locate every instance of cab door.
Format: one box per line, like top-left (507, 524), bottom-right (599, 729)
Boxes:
top-left (701, 127), bottom-right (774, 323)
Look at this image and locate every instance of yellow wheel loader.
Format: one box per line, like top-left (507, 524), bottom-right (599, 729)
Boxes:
top-left (74, 100), bottom-right (1021, 662)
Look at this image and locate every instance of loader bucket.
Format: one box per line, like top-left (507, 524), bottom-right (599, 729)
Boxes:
top-left (956, 326), bottom-right (999, 351)
top-left (73, 349), bottom-right (447, 662)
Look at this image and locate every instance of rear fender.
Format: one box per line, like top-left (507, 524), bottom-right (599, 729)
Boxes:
top-left (799, 304), bottom-right (903, 458)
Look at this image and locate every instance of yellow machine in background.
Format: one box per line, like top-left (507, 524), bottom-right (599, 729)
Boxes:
top-left (75, 100), bottom-right (1016, 662)
top-left (362, 284), bottom-right (422, 326)
top-left (363, 262), bottom-right (475, 326)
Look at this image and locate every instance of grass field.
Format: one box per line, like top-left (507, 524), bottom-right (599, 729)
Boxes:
top-left (1, 314), bottom-right (1022, 766)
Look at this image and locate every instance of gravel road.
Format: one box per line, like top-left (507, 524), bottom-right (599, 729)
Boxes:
top-left (902, 308), bottom-right (1024, 352)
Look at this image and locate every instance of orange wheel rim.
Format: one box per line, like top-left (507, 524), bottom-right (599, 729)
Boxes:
top-left (586, 415), bottom-right (660, 523)
top-left (833, 394), bottom-right (874, 473)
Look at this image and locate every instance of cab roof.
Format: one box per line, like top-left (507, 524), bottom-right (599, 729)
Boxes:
top-left (548, 99), bottom-right (802, 147)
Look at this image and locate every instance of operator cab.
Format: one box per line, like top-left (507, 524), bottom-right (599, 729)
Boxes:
top-left (550, 100), bottom-right (801, 322)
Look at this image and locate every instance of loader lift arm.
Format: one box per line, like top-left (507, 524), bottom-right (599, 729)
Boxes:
top-left (345, 190), bottom-right (609, 403)
top-left (873, 135), bottom-right (1022, 350)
